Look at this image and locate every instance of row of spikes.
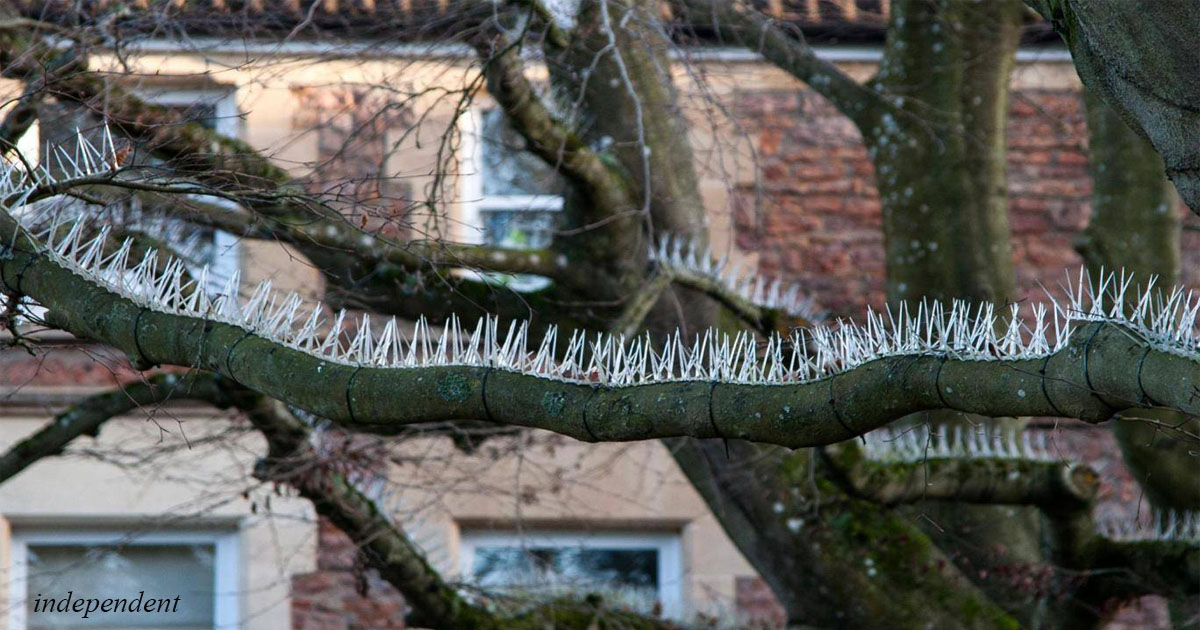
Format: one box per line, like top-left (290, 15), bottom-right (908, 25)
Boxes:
top-left (0, 127), bottom-right (120, 201)
top-left (19, 195), bottom-right (212, 268)
top-left (7, 131), bottom-right (1199, 384)
top-left (859, 425), bottom-right (1056, 463)
top-left (649, 234), bottom-right (826, 323)
top-left (27, 207), bottom-right (1199, 386)
top-left (1095, 509), bottom-right (1200, 543)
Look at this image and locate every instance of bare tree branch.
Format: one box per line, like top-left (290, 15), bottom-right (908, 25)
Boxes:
top-left (128, 190), bottom-right (567, 278)
top-left (0, 370), bottom-right (671, 628)
top-left (612, 272), bottom-right (672, 337)
top-left (0, 372), bottom-right (233, 484)
top-left (249, 397), bottom-right (678, 629)
top-left (472, 30), bottom-right (636, 222)
top-left (822, 441), bottom-right (1099, 510)
top-left (678, 0), bottom-right (891, 128)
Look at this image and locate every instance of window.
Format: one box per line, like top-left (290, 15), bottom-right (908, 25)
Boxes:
top-left (459, 530), bottom-right (683, 619)
top-left (7, 529), bottom-right (239, 630)
top-left (129, 86), bottom-right (242, 294)
top-left (460, 107), bottom-right (566, 250)
top-left (0, 117), bottom-right (39, 169)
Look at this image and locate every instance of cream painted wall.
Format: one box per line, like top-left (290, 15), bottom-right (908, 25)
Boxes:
top-left (386, 436), bottom-right (757, 619)
top-left (0, 408), bottom-right (316, 630)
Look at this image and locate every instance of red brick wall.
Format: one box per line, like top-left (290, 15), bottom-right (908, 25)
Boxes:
top-left (733, 89), bottom-right (884, 317)
top-left (734, 86), bottom-right (1200, 319)
top-left (291, 519), bottom-right (408, 630)
top-left (729, 83), bottom-right (1192, 629)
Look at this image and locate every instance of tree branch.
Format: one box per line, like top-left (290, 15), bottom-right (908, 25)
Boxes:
top-left (0, 20), bottom-right (574, 292)
top-left (124, 189), bottom-right (567, 278)
top-left (1078, 536), bottom-right (1200, 600)
top-left (664, 263), bottom-right (817, 335)
top-left (822, 441), bottom-right (1099, 510)
top-left (243, 396), bottom-right (504, 629)
top-left (611, 271), bottom-right (672, 337)
top-left (0, 372), bottom-right (233, 484)
top-left (678, 0), bottom-right (890, 128)
top-left (246, 385), bottom-right (681, 629)
top-left (472, 30), bottom-right (635, 220)
top-left (0, 369), bottom-right (671, 627)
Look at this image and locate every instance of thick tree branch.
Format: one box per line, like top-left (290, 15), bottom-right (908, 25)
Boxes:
top-left (243, 396), bottom-right (504, 630)
top-left (663, 264), bottom-right (817, 335)
top-left (1077, 536), bottom-right (1200, 600)
top-left (472, 31), bottom-right (635, 221)
top-left (612, 271), bottom-right (672, 337)
top-left (0, 370), bottom-right (672, 627)
top-left (126, 189), bottom-right (567, 278)
top-left (1028, 0), bottom-right (1200, 212)
top-left (247, 389), bottom-right (681, 629)
top-left (0, 19), bottom-right (574, 294)
top-left (822, 442), bottom-right (1099, 510)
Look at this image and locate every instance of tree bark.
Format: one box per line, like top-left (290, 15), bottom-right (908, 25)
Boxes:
top-left (1028, 0), bottom-right (1200, 213)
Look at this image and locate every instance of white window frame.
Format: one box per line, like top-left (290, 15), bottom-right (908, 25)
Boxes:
top-left (458, 529), bottom-right (683, 620)
top-left (137, 86), bottom-right (242, 289)
top-left (0, 119), bottom-right (40, 170)
top-left (457, 106), bottom-right (564, 247)
top-left (7, 528), bottom-right (240, 630)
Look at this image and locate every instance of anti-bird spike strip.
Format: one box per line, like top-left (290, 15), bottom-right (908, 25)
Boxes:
top-left (650, 234), bottom-right (826, 323)
top-left (860, 425), bottom-right (1055, 463)
top-left (24, 213), bottom-right (1200, 385)
top-left (1096, 509), bottom-right (1200, 543)
top-left (1, 128), bottom-right (1199, 446)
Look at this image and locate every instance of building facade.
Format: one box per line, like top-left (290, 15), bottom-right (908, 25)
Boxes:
top-left (0, 4), bottom-right (1196, 629)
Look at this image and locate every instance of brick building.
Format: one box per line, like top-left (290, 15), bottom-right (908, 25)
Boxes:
top-left (1, 2), bottom-right (1196, 629)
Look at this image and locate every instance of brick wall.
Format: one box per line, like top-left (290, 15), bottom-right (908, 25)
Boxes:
top-left (733, 89), bottom-right (884, 317)
top-left (292, 519), bottom-right (408, 630)
top-left (727, 84), bottom-right (1195, 630)
top-left (733, 86), bottom-right (1200, 319)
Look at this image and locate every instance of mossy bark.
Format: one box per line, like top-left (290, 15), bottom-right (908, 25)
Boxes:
top-left (548, 0), bottom-right (718, 336)
top-left (862, 1), bottom-right (1060, 625)
top-left (670, 440), bottom-right (1020, 628)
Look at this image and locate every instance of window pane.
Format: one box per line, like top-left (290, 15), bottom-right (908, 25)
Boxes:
top-left (482, 208), bottom-right (558, 250)
top-left (472, 546), bottom-right (658, 610)
top-left (159, 103), bottom-right (220, 131)
top-left (25, 544), bottom-right (215, 630)
top-left (480, 109), bottom-right (567, 197)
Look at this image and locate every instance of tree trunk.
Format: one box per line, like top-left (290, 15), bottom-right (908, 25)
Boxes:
top-left (1080, 86), bottom-right (1199, 629)
top-left (866, 0), bottom-right (1021, 305)
top-left (668, 3), bottom-right (1035, 623)
top-left (863, 2), bottom-right (1059, 625)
